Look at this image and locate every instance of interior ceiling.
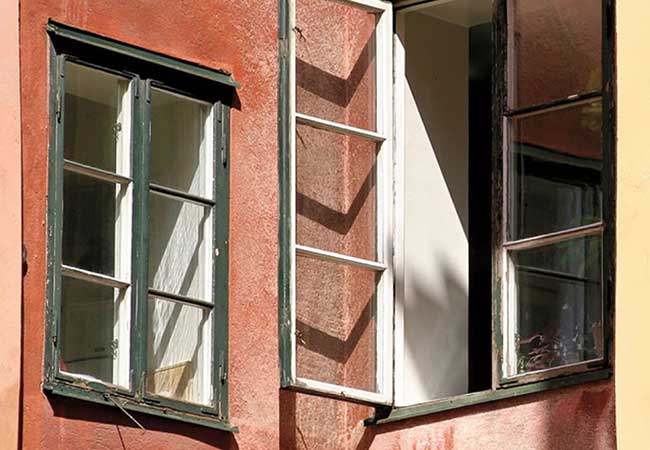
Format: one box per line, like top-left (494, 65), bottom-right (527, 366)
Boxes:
top-left (405, 0), bottom-right (492, 28)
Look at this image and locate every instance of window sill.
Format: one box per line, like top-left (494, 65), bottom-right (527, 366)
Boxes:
top-left (365, 368), bottom-right (612, 426)
top-left (43, 380), bottom-right (239, 433)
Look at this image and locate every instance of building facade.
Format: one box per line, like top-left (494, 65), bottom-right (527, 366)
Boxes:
top-left (0, 0), bottom-right (648, 449)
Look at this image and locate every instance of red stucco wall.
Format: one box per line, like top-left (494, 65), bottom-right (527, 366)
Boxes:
top-left (19, 1), bottom-right (615, 449)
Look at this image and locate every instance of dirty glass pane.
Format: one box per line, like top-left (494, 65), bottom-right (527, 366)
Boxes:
top-left (62, 171), bottom-right (122, 276)
top-left (148, 192), bottom-right (212, 302)
top-left (147, 296), bottom-right (213, 405)
top-left (512, 235), bottom-right (603, 374)
top-left (508, 0), bottom-right (602, 109)
top-left (150, 88), bottom-right (213, 199)
top-left (60, 276), bottom-right (126, 385)
top-left (296, 0), bottom-right (377, 131)
top-left (296, 255), bottom-right (378, 393)
top-left (508, 100), bottom-right (602, 240)
top-left (296, 123), bottom-right (377, 261)
top-left (64, 62), bottom-right (131, 174)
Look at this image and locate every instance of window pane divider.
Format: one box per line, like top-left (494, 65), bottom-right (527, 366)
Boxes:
top-left (148, 288), bottom-right (214, 309)
top-left (505, 91), bottom-right (602, 119)
top-left (64, 159), bottom-right (132, 185)
top-left (62, 264), bottom-right (130, 289)
top-left (149, 183), bottom-right (215, 207)
top-left (503, 222), bottom-right (604, 251)
top-left (295, 112), bottom-right (386, 142)
top-left (295, 244), bottom-right (386, 271)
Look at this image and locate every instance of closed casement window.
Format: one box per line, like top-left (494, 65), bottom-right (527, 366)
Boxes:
top-left (279, 0), bottom-right (614, 417)
top-left (44, 22), bottom-right (237, 431)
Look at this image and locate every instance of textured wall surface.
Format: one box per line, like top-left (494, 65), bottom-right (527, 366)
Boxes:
top-left (615, 0), bottom-right (650, 448)
top-left (0, 0), bottom-right (22, 447)
top-left (19, 0), bottom-right (616, 449)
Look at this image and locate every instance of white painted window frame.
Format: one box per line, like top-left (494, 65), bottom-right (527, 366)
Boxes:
top-left (287, 0), bottom-right (394, 405)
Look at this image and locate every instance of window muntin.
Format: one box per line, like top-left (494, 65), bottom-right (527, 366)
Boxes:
top-left (502, 0), bottom-right (606, 381)
top-left (46, 34), bottom-right (232, 424)
top-left (288, 0), bottom-right (393, 404)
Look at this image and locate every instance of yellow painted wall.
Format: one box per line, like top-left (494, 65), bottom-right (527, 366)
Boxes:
top-left (616, 1), bottom-right (650, 449)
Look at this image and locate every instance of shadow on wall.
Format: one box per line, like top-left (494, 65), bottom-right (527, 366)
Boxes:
top-left (279, 389), bottom-right (377, 450)
top-left (47, 395), bottom-right (238, 449)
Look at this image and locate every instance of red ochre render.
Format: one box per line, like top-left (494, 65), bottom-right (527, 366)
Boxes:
top-left (18, 0), bottom-right (615, 449)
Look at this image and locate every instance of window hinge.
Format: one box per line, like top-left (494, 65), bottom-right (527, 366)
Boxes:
top-left (51, 334), bottom-right (58, 347)
top-left (55, 93), bottom-right (62, 123)
top-left (219, 113), bottom-right (227, 167)
top-left (218, 352), bottom-right (228, 385)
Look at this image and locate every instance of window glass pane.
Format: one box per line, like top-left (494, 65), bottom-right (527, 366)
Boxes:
top-left (508, 0), bottom-right (601, 109)
top-left (512, 235), bottom-right (603, 374)
top-left (64, 62), bottom-right (131, 174)
top-left (63, 171), bottom-right (125, 277)
top-left (296, 123), bottom-right (377, 261)
top-left (147, 296), bottom-right (213, 406)
top-left (60, 276), bottom-right (129, 386)
top-left (150, 89), bottom-right (213, 199)
top-left (148, 192), bottom-right (212, 302)
top-left (296, 0), bottom-right (377, 131)
top-left (508, 100), bottom-right (602, 240)
top-left (296, 255), bottom-right (378, 393)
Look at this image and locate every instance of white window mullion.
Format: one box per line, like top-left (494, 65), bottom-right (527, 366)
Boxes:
top-left (113, 79), bottom-right (133, 388)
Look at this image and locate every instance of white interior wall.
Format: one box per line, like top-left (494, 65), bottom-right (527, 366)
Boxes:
top-left (395, 10), bottom-right (470, 406)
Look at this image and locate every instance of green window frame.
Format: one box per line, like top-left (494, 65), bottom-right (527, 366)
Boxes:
top-left (43, 22), bottom-right (238, 432)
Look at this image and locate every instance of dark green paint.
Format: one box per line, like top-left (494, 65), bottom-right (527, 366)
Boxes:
top-left (46, 22), bottom-right (240, 88)
top-left (43, 381), bottom-right (238, 432)
top-left (367, 369), bottom-right (612, 426)
top-left (278, 0), bottom-right (293, 388)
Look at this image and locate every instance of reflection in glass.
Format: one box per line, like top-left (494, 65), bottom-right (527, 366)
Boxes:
top-left (64, 62), bottom-right (131, 174)
top-left (148, 192), bottom-right (212, 302)
top-left (296, 123), bottom-right (378, 261)
top-left (296, 255), bottom-right (378, 393)
top-left (63, 171), bottom-right (121, 276)
top-left (60, 276), bottom-right (126, 384)
top-left (147, 296), bottom-right (213, 405)
top-left (512, 235), bottom-right (603, 374)
top-left (508, 0), bottom-right (601, 109)
top-left (296, 0), bottom-right (377, 131)
top-left (150, 89), bottom-right (213, 198)
top-left (509, 100), bottom-right (602, 240)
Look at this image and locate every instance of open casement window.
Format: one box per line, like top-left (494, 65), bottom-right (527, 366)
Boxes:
top-left (280, 0), bottom-right (613, 415)
top-left (283, 0), bottom-right (394, 404)
top-left (498, 0), bottom-right (609, 384)
top-left (44, 23), bottom-right (237, 431)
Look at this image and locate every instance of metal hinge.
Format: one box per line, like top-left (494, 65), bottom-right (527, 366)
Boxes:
top-left (55, 93), bottom-right (62, 123)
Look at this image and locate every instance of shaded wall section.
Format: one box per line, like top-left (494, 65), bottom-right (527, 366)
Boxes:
top-left (0, 0), bottom-right (22, 447)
